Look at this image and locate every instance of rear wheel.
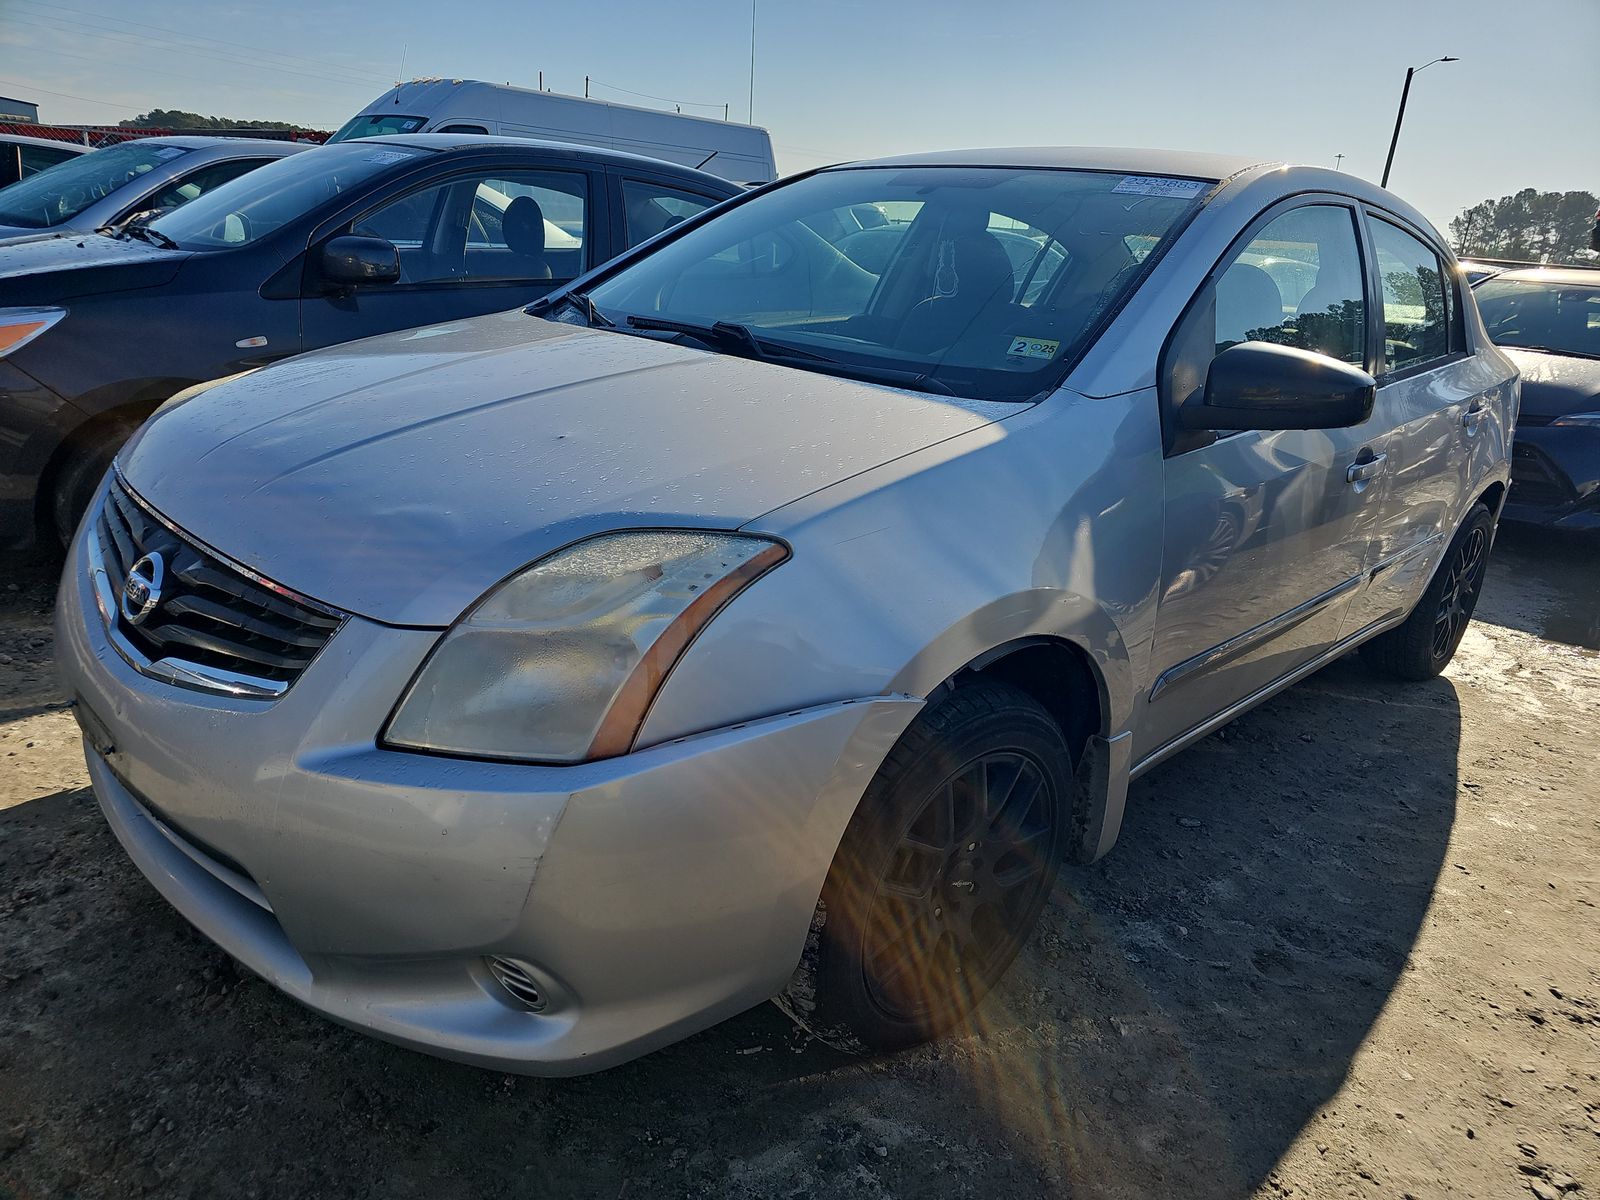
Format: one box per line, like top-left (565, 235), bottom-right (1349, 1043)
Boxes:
top-left (778, 681), bottom-right (1072, 1053)
top-left (1361, 503), bottom-right (1494, 680)
top-left (50, 418), bottom-right (138, 546)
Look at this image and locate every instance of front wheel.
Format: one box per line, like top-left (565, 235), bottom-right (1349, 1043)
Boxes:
top-left (50, 418), bottom-right (139, 546)
top-left (1361, 503), bottom-right (1495, 681)
top-left (778, 681), bottom-right (1073, 1054)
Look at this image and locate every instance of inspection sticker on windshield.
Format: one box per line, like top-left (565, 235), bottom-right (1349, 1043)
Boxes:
top-left (1112, 175), bottom-right (1207, 199)
top-left (364, 150), bottom-right (416, 165)
top-left (1006, 336), bottom-right (1060, 361)
top-left (152, 146), bottom-right (187, 160)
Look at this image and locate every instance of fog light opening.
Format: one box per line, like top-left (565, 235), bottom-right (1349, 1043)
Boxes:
top-left (486, 956), bottom-right (548, 1012)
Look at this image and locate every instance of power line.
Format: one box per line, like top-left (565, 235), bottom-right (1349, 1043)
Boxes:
top-left (584, 77), bottom-right (728, 113)
top-left (6, 13), bottom-right (390, 91)
top-left (12, 41), bottom-right (371, 112)
top-left (0, 77), bottom-right (149, 113)
top-left (10, 0), bottom-right (394, 86)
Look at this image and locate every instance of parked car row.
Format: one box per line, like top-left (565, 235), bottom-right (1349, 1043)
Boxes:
top-left (0, 133), bottom-right (739, 545)
top-left (43, 142), bottom-right (1518, 1074)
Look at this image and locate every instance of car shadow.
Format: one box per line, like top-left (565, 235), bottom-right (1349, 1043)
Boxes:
top-left (0, 653), bottom-right (1461, 1199)
top-left (1477, 523), bottom-right (1600, 650)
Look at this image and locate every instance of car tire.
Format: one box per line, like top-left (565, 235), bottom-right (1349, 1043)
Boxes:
top-left (51, 418), bottom-right (139, 547)
top-left (777, 680), bottom-right (1073, 1054)
top-left (1361, 502), bottom-right (1495, 681)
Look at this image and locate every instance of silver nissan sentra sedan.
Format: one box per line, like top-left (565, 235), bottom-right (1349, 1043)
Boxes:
top-left (56, 147), bottom-right (1516, 1074)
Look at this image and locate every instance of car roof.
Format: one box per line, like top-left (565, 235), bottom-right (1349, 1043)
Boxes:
top-left (1480, 266), bottom-right (1600, 287)
top-left (829, 146), bottom-right (1269, 181)
top-left (0, 133), bottom-right (90, 153)
top-left (121, 135), bottom-right (308, 155)
top-left (362, 133), bottom-right (739, 188)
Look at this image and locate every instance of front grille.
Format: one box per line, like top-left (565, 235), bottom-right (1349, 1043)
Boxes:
top-left (94, 475), bottom-right (342, 695)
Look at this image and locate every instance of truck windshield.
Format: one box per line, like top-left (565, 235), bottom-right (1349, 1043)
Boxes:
top-left (0, 141), bottom-right (191, 229)
top-left (584, 165), bottom-right (1208, 402)
top-left (149, 142), bottom-right (430, 249)
top-left (327, 114), bottom-right (428, 143)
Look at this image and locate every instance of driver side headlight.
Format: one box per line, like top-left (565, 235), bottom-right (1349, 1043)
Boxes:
top-left (384, 531), bottom-right (788, 763)
top-left (0, 307), bottom-right (65, 358)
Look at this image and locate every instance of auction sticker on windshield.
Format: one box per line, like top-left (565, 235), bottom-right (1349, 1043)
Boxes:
top-left (1112, 176), bottom-right (1207, 198)
top-left (1006, 335), bottom-right (1060, 361)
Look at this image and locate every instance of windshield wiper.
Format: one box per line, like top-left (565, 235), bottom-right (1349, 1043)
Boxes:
top-left (528, 289), bottom-right (613, 328)
top-left (623, 315), bottom-right (958, 396)
top-left (625, 315), bottom-right (782, 361)
top-left (122, 223), bottom-right (179, 251)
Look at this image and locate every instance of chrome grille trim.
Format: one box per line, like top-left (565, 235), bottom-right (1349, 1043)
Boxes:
top-left (87, 470), bottom-right (345, 699)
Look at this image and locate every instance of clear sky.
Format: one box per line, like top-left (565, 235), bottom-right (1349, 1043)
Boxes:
top-left (2, 0), bottom-right (1595, 231)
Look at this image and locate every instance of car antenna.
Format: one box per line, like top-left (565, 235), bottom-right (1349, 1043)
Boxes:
top-left (394, 44), bottom-right (407, 102)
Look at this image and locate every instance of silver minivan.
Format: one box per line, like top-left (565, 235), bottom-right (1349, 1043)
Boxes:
top-left (57, 147), bottom-right (1515, 1075)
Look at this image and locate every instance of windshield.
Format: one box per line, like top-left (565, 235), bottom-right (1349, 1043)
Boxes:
top-left (327, 113), bottom-right (428, 143)
top-left (149, 142), bottom-right (429, 249)
top-left (584, 166), bottom-right (1206, 401)
top-left (1475, 278), bottom-right (1600, 359)
top-left (0, 140), bottom-right (190, 229)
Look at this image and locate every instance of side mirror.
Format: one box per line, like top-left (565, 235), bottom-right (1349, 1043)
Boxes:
top-left (321, 235), bottom-right (400, 288)
top-left (1178, 341), bottom-right (1376, 431)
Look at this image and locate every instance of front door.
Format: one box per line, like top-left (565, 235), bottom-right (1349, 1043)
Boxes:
top-left (301, 165), bottom-right (599, 352)
top-left (1141, 202), bottom-right (1384, 761)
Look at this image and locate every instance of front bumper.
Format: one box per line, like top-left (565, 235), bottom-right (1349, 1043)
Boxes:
top-left (1504, 426), bottom-right (1600, 531)
top-left (56, 524), bottom-right (920, 1075)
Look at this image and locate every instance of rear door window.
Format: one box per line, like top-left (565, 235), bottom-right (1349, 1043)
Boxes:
top-left (1370, 218), bottom-right (1452, 374)
top-left (141, 159), bottom-right (273, 217)
top-left (622, 180), bottom-right (717, 247)
top-left (19, 143), bottom-right (79, 177)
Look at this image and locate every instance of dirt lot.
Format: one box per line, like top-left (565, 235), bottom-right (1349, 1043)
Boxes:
top-left (0, 525), bottom-right (1596, 1200)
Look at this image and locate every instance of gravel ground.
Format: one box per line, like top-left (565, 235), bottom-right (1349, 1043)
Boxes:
top-left (0, 525), bottom-right (1596, 1200)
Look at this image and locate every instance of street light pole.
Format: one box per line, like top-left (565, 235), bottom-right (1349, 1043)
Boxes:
top-left (1380, 56), bottom-right (1457, 188)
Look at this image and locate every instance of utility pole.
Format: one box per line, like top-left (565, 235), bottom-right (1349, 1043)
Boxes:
top-left (1333, 153), bottom-right (1344, 171)
top-left (748, 0), bottom-right (757, 123)
top-left (1381, 56), bottom-right (1457, 188)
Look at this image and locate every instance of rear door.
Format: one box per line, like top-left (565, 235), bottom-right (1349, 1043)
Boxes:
top-left (1141, 199), bottom-right (1384, 760)
top-left (301, 160), bottom-right (604, 351)
top-left (1337, 213), bottom-right (1480, 636)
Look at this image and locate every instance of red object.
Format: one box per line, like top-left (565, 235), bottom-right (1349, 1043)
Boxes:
top-left (0, 121), bottom-right (329, 147)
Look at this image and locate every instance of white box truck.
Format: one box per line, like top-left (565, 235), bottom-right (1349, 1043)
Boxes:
top-left (330, 79), bottom-right (777, 185)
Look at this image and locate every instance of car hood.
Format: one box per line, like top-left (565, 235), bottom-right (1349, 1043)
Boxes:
top-left (0, 231), bottom-right (188, 299)
top-left (1504, 348), bottom-right (1600, 421)
top-left (123, 309), bottom-right (1014, 626)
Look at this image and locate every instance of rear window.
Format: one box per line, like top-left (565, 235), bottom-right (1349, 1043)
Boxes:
top-left (0, 140), bottom-right (191, 229)
top-left (1474, 279), bottom-right (1600, 360)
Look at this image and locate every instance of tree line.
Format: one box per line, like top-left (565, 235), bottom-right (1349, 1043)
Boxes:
top-left (1449, 189), bottom-right (1597, 265)
top-left (118, 109), bottom-right (298, 131)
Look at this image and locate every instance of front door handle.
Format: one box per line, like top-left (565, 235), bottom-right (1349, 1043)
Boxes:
top-left (1462, 406), bottom-right (1487, 429)
top-left (1346, 452), bottom-right (1387, 484)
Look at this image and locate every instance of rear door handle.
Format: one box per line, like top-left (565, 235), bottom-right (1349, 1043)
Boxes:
top-left (1462, 406), bottom-right (1487, 429)
top-left (1346, 452), bottom-right (1387, 484)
